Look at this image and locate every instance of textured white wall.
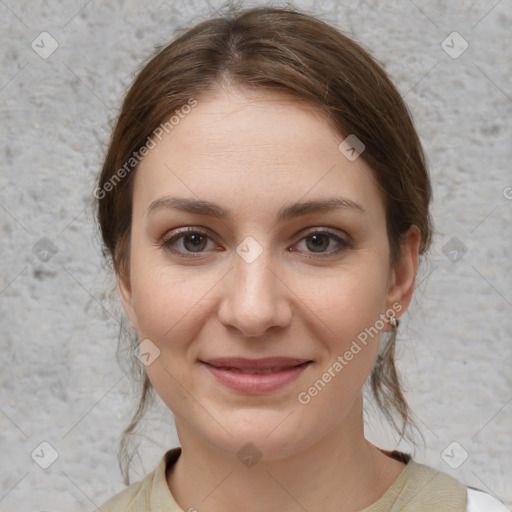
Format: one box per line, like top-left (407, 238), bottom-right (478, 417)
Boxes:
top-left (0, 0), bottom-right (511, 510)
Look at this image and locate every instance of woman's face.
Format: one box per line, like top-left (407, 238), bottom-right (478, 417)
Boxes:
top-left (119, 86), bottom-right (419, 460)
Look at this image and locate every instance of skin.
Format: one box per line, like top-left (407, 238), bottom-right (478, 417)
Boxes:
top-left (118, 85), bottom-right (421, 512)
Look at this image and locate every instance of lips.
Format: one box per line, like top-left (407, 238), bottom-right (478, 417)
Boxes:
top-left (201, 357), bottom-right (311, 373)
top-left (200, 357), bottom-right (312, 394)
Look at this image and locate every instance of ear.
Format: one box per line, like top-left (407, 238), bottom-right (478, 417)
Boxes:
top-left (384, 225), bottom-right (421, 329)
top-left (117, 271), bottom-right (139, 333)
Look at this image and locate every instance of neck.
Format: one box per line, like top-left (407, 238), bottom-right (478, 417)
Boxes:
top-left (167, 399), bottom-right (405, 512)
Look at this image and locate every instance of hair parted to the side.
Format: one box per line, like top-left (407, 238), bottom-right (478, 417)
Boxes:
top-left (95, 5), bottom-right (432, 485)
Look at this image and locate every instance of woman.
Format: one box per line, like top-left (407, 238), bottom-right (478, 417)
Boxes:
top-left (93, 6), bottom-right (506, 511)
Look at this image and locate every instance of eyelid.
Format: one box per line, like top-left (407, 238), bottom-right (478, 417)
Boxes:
top-left (295, 225), bottom-right (352, 245)
top-left (299, 226), bottom-right (348, 239)
top-left (159, 226), bottom-right (217, 258)
top-left (161, 225), bottom-right (213, 242)
top-left (159, 226), bottom-right (351, 258)
top-left (291, 228), bottom-right (351, 254)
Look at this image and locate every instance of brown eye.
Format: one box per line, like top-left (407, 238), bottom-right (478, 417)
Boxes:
top-left (182, 233), bottom-right (208, 252)
top-left (291, 229), bottom-right (350, 257)
top-left (305, 233), bottom-right (331, 252)
top-left (161, 228), bottom-right (216, 258)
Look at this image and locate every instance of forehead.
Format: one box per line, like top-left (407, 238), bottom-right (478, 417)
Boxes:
top-left (133, 86), bottom-right (385, 222)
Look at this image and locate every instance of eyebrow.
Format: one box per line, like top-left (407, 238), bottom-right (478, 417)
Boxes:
top-left (147, 196), bottom-right (365, 222)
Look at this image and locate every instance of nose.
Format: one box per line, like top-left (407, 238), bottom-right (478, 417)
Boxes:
top-left (217, 246), bottom-right (292, 338)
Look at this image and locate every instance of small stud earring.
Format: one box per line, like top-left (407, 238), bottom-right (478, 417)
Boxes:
top-left (390, 316), bottom-right (399, 329)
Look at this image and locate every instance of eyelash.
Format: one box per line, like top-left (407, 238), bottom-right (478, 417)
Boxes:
top-left (159, 227), bottom-right (351, 259)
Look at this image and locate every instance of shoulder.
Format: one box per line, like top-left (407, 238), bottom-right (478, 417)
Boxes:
top-left (94, 471), bottom-right (152, 512)
top-left (379, 453), bottom-right (508, 512)
top-left (395, 459), bottom-right (467, 509)
top-left (466, 487), bottom-right (510, 512)
top-left (93, 447), bottom-right (182, 512)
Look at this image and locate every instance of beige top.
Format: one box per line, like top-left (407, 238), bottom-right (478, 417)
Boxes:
top-left (96, 447), bottom-right (468, 511)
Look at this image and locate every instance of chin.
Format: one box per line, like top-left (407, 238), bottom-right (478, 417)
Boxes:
top-left (196, 411), bottom-right (321, 463)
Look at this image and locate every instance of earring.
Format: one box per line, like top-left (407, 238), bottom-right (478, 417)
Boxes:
top-left (390, 316), bottom-right (399, 329)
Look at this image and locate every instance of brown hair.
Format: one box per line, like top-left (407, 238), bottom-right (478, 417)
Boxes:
top-left (96, 5), bottom-right (432, 484)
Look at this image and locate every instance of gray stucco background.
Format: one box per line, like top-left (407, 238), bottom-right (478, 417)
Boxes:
top-left (1, 0), bottom-right (511, 510)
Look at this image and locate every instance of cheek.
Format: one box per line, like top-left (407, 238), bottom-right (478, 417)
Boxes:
top-left (290, 260), bottom-right (389, 344)
top-left (130, 251), bottom-right (389, 357)
top-left (130, 258), bottom-right (222, 352)
top-left (289, 261), bottom-right (389, 403)
top-left (129, 267), bottom-right (212, 409)
top-left (292, 271), bottom-right (387, 415)
top-left (132, 273), bottom-right (190, 339)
